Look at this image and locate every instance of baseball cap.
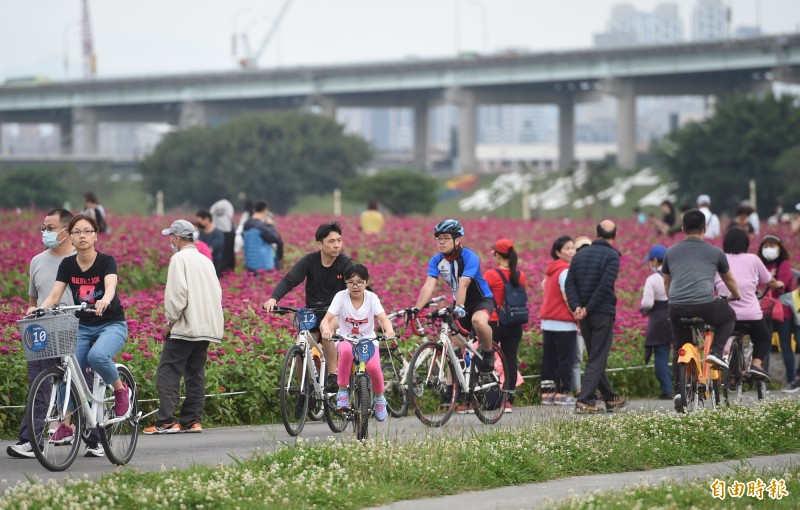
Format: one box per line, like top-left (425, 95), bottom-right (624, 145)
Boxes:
top-left (645, 244), bottom-right (666, 262)
top-left (161, 219), bottom-right (196, 238)
top-left (492, 238), bottom-right (514, 256)
top-left (796, 203), bottom-right (800, 212)
top-left (574, 236), bottom-right (592, 251)
top-left (697, 194), bottom-right (711, 206)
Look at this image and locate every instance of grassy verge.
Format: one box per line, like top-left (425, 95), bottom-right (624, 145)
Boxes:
top-left (555, 464), bottom-right (799, 509)
top-left (2, 399), bottom-right (799, 509)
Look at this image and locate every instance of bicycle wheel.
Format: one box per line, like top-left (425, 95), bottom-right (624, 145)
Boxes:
top-left (470, 342), bottom-right (510, 425)
top-left (279, 345), bottom-right (309, 437)
top-left (26, 367), bottom-right (82, 471)
top-left (323, 378), bottom-right (347, 433)
top-left (678, 361), bottom-right (699, 413)
top-left (382, 357), bottom-right (407, 418)
top-left (354, 374), bottom-right (370, 440)
top-left (407, 341), bottom-right (458, 427)
top-left (99, 365), bottom-right (139, 465)
top-left (722, 341), bottom-right (744, 406)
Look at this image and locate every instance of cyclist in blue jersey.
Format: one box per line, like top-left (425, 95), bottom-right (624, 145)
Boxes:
top-left (411, 219), bottom-right (496, 373)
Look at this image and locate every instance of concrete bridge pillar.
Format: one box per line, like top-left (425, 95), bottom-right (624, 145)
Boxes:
top-left (59, 118), bottom-right (73, 154)
top-left (612, 81), bottom-right (637, 169)
top-left (72, 107), bottom-right (98, 154)
top-left (179, 101), bottom-right (208, 129)
top-left (413, 101), bottom-right (429, 171)
top-left (445, 87), bottom-right (477, 174)
top-left (558, 95), bottom-right (575, 171)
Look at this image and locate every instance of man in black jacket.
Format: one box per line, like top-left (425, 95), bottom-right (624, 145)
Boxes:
top-left (565, 219), bottom-right (626, 414)
top-left (263, 221), bottom-right (353, 391)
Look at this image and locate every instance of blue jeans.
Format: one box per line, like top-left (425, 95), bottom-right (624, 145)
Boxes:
top-left (76, 321), bottom-right (128, 385)
top-left (653, 344), bottom-right (672, 395)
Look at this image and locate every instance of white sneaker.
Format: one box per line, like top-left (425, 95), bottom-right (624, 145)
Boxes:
top-left (84, 443), bottom-right (105, 458)
top-left (705, 353), bottom-right (728, 369)
top-left (7, 441), bottom-right (35, 459)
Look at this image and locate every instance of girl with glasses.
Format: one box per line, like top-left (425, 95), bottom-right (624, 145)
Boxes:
top-left (320, 264), bottom-right (395, 422)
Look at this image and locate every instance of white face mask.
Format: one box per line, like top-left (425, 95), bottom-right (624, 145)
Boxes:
top-left (762, 247), bottom-right (779, 261)
top-left (42, 227), bottom-right (66, 249)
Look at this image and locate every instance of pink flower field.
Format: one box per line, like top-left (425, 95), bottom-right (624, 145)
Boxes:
top-left (1, 209), bottom-right (796, 430)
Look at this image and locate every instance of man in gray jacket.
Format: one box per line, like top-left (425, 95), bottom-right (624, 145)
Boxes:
top-left (144, 220), bottom-right (224, 435)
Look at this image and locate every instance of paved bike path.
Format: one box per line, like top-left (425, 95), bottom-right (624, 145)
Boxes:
top-left (371, 452), bottom-right (800, 509)
top-left (2, 393), bottom-right (797, 503)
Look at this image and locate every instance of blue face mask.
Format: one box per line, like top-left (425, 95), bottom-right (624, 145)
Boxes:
top-left (42, 228), bottom-right (66, 249)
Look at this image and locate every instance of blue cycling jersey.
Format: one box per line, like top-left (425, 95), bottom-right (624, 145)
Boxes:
top-left (426, 247), bottom-right (493, 306)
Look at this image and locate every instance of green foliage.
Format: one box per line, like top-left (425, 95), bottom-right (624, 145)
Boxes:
top-left (659, 92), bottom-right (800, 214)
top-left (773, 144), bottom-right (800, 206)
top-left (2, 399), bottom-right (799, 508)
top-left (141, 111), bottom-right (373, 214)
top-left (0, 167), bottom-right (68, 208)
top-left (345, 168), bottom-right (440, 216)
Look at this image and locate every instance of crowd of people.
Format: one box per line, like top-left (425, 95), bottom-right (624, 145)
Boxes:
top-left (7, 191), bottom-right (800, 459)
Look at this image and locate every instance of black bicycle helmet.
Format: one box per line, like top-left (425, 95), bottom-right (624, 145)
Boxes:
top-left (433, 219), bottom-right (464, 238)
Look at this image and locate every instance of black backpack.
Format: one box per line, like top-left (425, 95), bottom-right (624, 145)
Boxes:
top-left (493, 269), bottom-right (529, 326)
top-left (94, 208), bottom-right (109, 234)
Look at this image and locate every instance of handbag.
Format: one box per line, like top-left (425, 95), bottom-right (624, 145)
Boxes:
top-left (761, 294), bottom-right (785, 323)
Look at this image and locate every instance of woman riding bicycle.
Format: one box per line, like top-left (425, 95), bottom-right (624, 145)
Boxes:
top-left (714, 228), bottom-right (784, 380)
top-left (38, 214), bottom-right (131, 443)
top-left (319, 264), bottom-right (395, 422)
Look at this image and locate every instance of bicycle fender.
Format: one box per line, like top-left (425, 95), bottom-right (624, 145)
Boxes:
top-left (677, 342), bottom-right (700, 366)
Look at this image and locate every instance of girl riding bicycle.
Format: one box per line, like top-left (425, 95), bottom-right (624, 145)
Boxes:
top-left (38, 214), bottom-right (131, 444)
top-left (320, 264), bottom-right (395, 422)
top-left (714, 228), bottom-right (784, 380)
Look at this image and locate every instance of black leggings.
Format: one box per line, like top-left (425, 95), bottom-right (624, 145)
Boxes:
top-left (735, 319), bottom-right (771, 363)
top-left (490, 322), bottom-right (522, 403)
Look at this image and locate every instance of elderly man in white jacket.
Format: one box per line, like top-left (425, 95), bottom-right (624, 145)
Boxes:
top-left (144, 220), bottom-right (224, 435)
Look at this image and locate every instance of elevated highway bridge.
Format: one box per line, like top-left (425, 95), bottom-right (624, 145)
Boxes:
top-left (1, 34), bottom-right (798, 171)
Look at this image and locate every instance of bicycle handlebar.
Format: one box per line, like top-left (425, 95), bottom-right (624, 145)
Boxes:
top-left (331, 333), bottom-right (394, 344)
top-left (271, 305), bottom-right (327, 315)
top-left (426, 306), bottom-right (470, 336)
top-left (385, 296), bottom-right (445, 336)
top-left (385, 295), bottom-right (446, 320)
top-left (26, 302), bottom-right (93, 319)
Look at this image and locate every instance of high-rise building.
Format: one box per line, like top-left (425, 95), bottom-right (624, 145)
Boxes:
top-left (692, 0), bottom-right (729, 41)
top-left (594, 2), bottom-right (683, 48)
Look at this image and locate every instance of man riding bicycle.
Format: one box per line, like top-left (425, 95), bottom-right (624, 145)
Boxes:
top-left (263, 221), bottom-right (353, 390)
top-left (411, 219), bottom-right (496, 373)
top-left (661, 209), bottom-right (741, 411)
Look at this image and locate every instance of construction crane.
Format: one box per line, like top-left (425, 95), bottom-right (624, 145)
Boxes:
top-left (81, 0), bottom-right (97, 78)
top-left (238, 0), bottom-right (294, 69)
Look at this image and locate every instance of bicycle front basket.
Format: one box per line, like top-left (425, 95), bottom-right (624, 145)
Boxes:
top-left (18, 313), bottom-right (79, 361)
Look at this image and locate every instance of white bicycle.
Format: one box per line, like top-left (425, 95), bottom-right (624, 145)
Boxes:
top-left (380, 296), bottom-right (445, 417)
top-left (19, 304), bottom-right (140, 471)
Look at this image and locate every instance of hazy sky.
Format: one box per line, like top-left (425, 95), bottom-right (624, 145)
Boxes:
top-left (1, 0), bottom-right (798, 81)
